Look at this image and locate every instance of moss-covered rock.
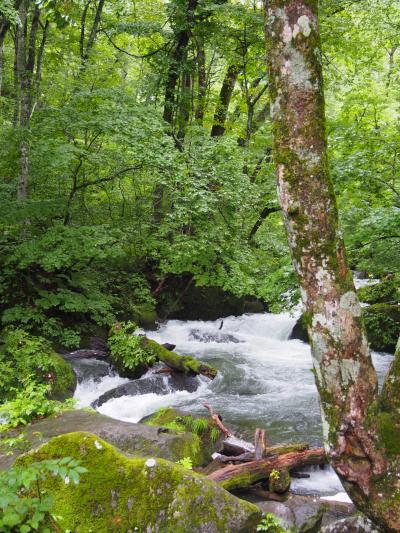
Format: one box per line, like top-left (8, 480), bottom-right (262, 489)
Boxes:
top-left (142, 407), bottom-right (222, 466)
top-left (18, 432), bottom-right (261, 532)
top-left (47, 352), bottom-right (77, 400)
top-left (0, 410), bottom-right (209, 470)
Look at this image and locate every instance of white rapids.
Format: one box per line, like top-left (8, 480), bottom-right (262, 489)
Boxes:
top-left (74, 300), bottom-right (392, 502)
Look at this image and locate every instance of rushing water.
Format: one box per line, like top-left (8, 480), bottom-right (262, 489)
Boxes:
top-left (74, 299), bottom-right (392, 500)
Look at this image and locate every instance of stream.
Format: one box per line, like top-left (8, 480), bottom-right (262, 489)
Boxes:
top-left (73, 302), bottom-right (392, 502)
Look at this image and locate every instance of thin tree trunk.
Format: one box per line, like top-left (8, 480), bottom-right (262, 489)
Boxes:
top-left (210, 63), bottom-right (240, 137)
top-left (195, 45), bottom-right (206, 123)
top-left (265, 1), bottom-right (399, 530)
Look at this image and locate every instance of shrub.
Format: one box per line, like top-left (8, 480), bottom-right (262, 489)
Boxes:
top-left (0, 383), bottom-right (75, 432)
top-left (0, 329), bottom-right (76, 402)
top-left (108, 321), bottom-right (156, 373)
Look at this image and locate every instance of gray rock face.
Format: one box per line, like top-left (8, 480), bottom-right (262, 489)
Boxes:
top-left (0, 410), bottom-right (203, 470)
top-left (92, 372), bottom-right (200, 407)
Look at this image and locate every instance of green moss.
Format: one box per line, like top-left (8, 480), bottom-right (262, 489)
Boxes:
top-left (18, 432), bottom-right (261, 532)
top-left (47, 352), bottom-right (77, 400)
top-left (141, 338), bottom-right (217, 379)
top-left (144, 408), bottom-right (219, 466)
top-left (376, 412), bottom-right (400, 456)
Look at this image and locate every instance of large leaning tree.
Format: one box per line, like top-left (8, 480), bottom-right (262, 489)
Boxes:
top-left (264, 1), bottom-right (400, 530)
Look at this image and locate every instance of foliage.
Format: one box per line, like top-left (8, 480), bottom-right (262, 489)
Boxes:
top-left (0, 0), bottom-right (19, 25)
top-left (0, 383), bottom-right (75, 432)
top-left (257, 513), bottom-right (287, 533)
top-left (0, 329), bottom-right (75, 403)
top-left (176, 457), bottom-right (193, 469)
top-left (108, 322), bottom-right (156, 371)
top-left (0, 458), bottom-right (87, 532)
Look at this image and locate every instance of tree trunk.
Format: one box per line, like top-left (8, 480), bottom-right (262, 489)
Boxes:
top-left (210, 63), bottom-right (240, 137)
top-left (264, 1), bottom-right (400, 530)
top-left (163, 0), bottom-right (198, 128)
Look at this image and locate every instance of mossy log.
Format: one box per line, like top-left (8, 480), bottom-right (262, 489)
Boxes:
top-left (140, 337), bottom-right (217, 379)
top-left (208, 448), bottom-right (326, 492)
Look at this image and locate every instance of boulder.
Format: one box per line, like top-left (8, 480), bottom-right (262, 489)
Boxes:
top-left (92, 372), bottom-right (201, 408)
top-left (18, 432), bottom-right (261, 532)
top-left (320, 515), bottom-right (380, 533)
top-left (142, 407), bottom-right (224, 466)
top-left (0, 410), bottom-right (209, 470)
top-left (244, 493), bottom-right (355, 532)
top-left (62, 348), bottom-right (109, 360)
top-left (70, 358), bottom-right (112, 383)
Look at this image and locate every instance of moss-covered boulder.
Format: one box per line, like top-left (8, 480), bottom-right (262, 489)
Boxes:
top-left (0, 410), bottom-right (209, 470)
top-left (46, 351), bottom-right (77, 400)
top-left (142, 407), bottom-right (223, 467)
top-left (19, 432), bottom-right (261, 532)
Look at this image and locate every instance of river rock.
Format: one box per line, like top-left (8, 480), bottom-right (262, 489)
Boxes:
top-left (92, 372), bottom-right (200, 408)
top-left (189, 329), bottom-right (242, 343)
top-left (320, 515), bottom-right (380, 532)
top-left (0, 410), bottom-right (209, 470)
top-left (243, 493), bottom-right (355, 532)
top-left (70, 358), bottom-right (112, 383)
top-left (18, 432), bottom-right (261, 532)
top-left (62, 348), bottom-right (109, 359)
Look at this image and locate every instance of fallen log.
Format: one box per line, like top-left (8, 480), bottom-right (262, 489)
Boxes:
top-left (207, 448), bottom-right (326, 492)
top-left (213, 443), bottom-right (310, 463)
top-left (140, 337), bottom-right (217, 379)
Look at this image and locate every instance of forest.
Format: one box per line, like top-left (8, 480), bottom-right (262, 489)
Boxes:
top-left (0, 0), bottom-right (399, 532)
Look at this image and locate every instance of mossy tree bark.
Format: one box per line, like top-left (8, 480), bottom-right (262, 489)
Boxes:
top-left (264, 1), bottom-right (400, 530)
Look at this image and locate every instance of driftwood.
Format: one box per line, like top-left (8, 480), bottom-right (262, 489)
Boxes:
top-left (203, 402), bottom-right (233, 436)
top-left (213, 442), bottom-right (310, 464)
top-left (140, 337), bottom-right (217, 379)
top-left (207, 448), bottom-right (326, 491)
top-left (254, 428), bottom-right (266, 460)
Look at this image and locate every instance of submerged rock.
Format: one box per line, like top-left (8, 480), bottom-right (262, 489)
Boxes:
top-left (0, 410), bottom-right (208, 470)
top-left (70, 358), bottom-right (112, 383)
top-left (93, 372), bottom-right (201, 408)
top-left (189, 329), bottom-right (242, 343)
top-left (18, 432), bottom-right (261, 532)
